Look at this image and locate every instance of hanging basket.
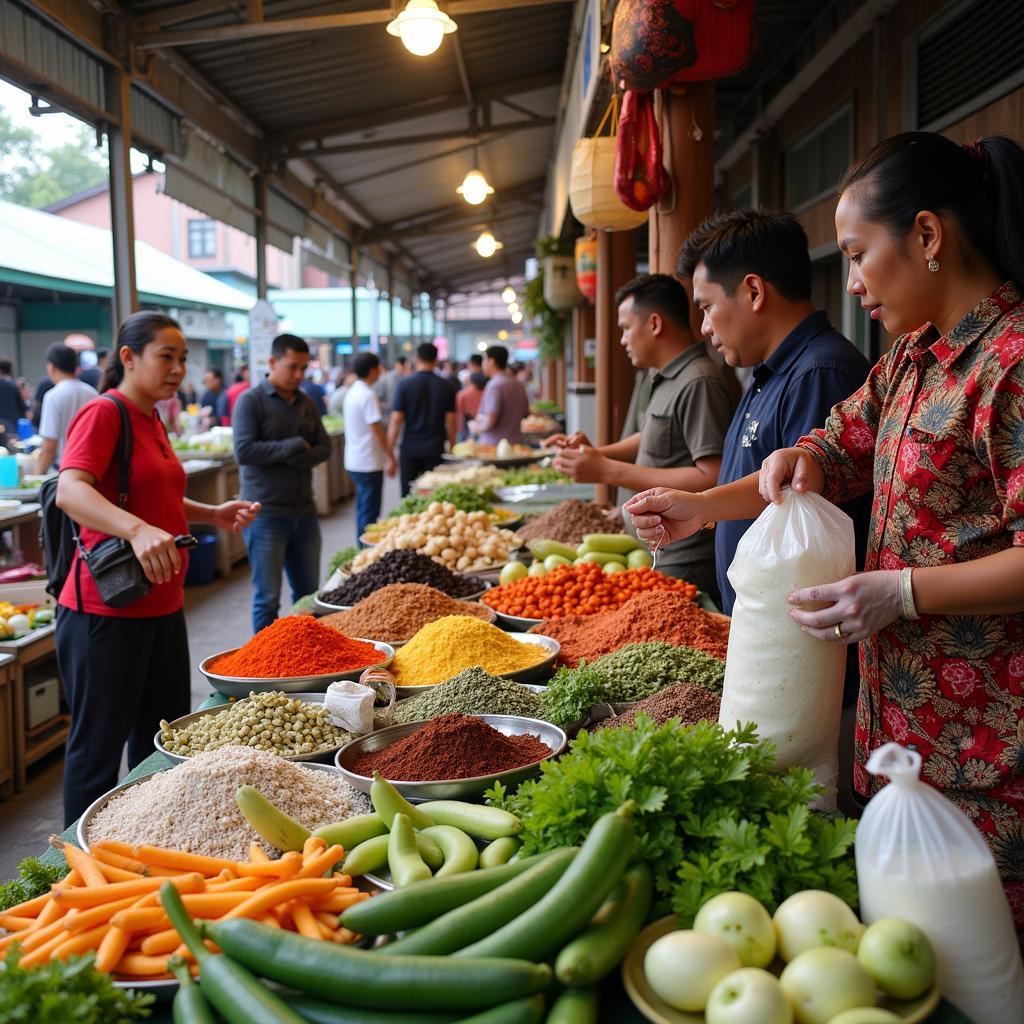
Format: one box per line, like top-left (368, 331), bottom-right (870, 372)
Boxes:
top-left (569, 95), bottom-right (649, 232)
top-left (575, 236), bottom-right (598, 303)
top-left (542, 254), bottom-right (581, 311)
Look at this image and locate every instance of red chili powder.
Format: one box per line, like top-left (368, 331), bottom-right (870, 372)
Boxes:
top-left (210, 616), bottom-right (382, 678)
top-left (350, 713), bottom-right (552, 781)
top-left (530, 590), bottom-right (730, 667)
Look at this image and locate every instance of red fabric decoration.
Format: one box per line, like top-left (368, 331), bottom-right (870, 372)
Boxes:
top-left (614, 91), bottom-right (671, 212)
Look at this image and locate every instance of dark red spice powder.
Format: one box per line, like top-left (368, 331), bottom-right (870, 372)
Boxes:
top-left (351, 713), bottom-right (551, 781)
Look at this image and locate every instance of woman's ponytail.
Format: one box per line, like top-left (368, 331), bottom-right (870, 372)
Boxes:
top-left (977, 136), bottom-right (1024, 288)
top-left (101, 311), bottom-right (181, 393)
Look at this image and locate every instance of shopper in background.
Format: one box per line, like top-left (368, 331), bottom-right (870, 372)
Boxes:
top-left (0, 358), bottom-right (26, 437)
top-left (218, 364), bottom-right (250, 426)
top-left (458, 353), bottom-right (481, 388)
top-left (301, 369), bottom-right (327, 416)
top-left (78, 348), bottom-right (107, 390)
top-left (30, 374), bottom-right (54, 431)
top-left (373, 355), bottom-right (409, 416)
top-left (456, 371), bottom-right (488, 441)
top-left (328, 367), bottom-right (356, 417)
top-left (471, 345), bottom-right (529, 446)
top-left (388, 342), bottom-right (456, 495)
top-left (55, 311), bottom-right (259, 824)
top-left (234, 334), bottom-right (329, 633)
top-left (35, 343), bottom-right (97, 474)
top-left (199, 367), bottom-right (224, 429)
top-left (629, 133), bottom-right (1024, 931)
top-left (344, 352), bottom-right (396, 544)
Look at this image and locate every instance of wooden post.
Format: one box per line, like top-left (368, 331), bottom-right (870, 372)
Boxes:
top-left (571, 302), bottom-right (596, 384)
top-left (595, 228), bottom-right (637, 504)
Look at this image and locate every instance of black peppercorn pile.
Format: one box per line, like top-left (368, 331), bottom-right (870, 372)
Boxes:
top-left (320, 550), bottom-right (487, 605)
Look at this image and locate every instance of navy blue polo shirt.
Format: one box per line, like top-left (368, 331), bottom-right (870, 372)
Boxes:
top-left (716, 312), bottom-right (872, 614)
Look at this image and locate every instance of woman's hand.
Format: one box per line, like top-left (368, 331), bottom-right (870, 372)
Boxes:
top-left (758, 447), bottom-right (826, 504)
top-left (212, 500), bottom-right (261, 532)
top-left (624, 488), bottom-right (708, 546)
top-left (129, 524), bottom-right (181, 585)
top-left (788, 570), bottom-right (902, 644)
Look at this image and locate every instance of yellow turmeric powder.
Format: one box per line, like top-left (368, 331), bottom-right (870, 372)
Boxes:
top-left (390, 615), bottom-right (546, 685)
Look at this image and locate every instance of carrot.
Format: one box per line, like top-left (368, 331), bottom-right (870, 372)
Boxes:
top-left (16, 928), bottom-right (72, 967)
top-left (95, 926), bottom-right (132, 973)
top-left (0, 891), bottom-right (51, 918)
top-left (248, 842), bottom-right (269, 863)
top-left (297, 844), bottom-right (344, 879)
top-left (63, 895), bottom-right (139, 933)
top-left (310, 890), bottom-right (369, 913)
top-left (112, 893), bottom-right (250, 931)
top-left (313, 911), bottom-right (340, 930)
top-left (53, 872), bottom-right (204, 907)
top-left (140, 927), bottom-right (182, 956)
top-left (91, 845), bottom-right (148, 874)
top-left (61, 843), bottom-right (108, 888)
top-left (7, 917), bottom-right (67, 955)
top-left (332, 873), bottom-right (354, 885)
top-left (92, 840), bottom-right (136, 858)
top-left (207, 875), bottom-right (263, 893)
top-left (108, 907), bottom-right (170, 932)
top-left (113, 952), bottom-right (171, 976)
top-left (235, 851), bottom-right (303, 878)
top-left (259, 912), bottom-right (282, 929)
top-left (302, 836), bottom-right (327, 860)
top-left (35, 898), bottom-right (65, 929)
top-left (134, 846), bottom-right (235, 875)
top-left (222, 877), bottom-right (337, 920)
top-left (288, 900), bottom-right (325, 940)
top-left (51, 923), bottom-right (111, 962)
top-left (332, 927), bottom-right (358, 945)
top-left (94, 861), bottom-right (146, 883)
top-left (0, 914), bottom-right (33, 931)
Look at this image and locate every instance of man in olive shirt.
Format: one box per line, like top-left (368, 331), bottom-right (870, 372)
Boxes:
top-left (552, 274), bottom-right (734, 600)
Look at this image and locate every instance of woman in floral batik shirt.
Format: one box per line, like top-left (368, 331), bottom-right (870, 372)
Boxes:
top-left (628, 131), bottom-right (1024, 931)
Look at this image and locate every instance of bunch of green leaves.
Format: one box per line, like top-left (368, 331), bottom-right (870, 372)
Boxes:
top-left (289, 592), bottom-right (318, 615)
top-left (500, 466), bottom-right (569, 486)
top-left (0, 857), bottom-right (67, 912)
top-left (388, 483), bottom-right (497, 518)
top-left (0, 948), bottom-right (154, 1023)
top-left (327, 546), bottom-right (360, 575)
top-left (531, 399), bottom-right (563, 415)
top-left (541, 661), bottom-right (615, 727)
top-left (487, 717), bottom-right (858, 923)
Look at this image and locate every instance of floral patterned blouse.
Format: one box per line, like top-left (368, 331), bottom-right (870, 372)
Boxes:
top-left (797, 282), bottom-right (1024, 920)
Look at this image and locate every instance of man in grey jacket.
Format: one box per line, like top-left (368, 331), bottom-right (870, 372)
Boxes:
top-left (233, 334), bottom-right (330, 632)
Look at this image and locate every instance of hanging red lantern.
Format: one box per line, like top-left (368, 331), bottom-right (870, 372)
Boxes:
top-left (575, 236), bottom-right (598, 303)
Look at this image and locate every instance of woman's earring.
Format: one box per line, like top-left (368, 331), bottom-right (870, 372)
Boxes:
top-left (927, 258), bottom-right (940, 272)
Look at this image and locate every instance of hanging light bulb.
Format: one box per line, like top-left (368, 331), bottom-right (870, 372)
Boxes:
top-left (507, 301), bottom-right (519, 314)
top-left (511, 310), bottom-right (523, 324)
top-left (457, 169), bottom-right (494, 205)
top-left (474, 230), bottom-right (503, 258)
top-left (497, 329), bottom-right (509, 341)
top-left (386, 0), bottom-right (457, 57)
top-left (501, 286), bottom-right (516, 304)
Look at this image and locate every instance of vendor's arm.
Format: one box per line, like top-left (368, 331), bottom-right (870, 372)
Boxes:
top-left (552, 433), bottom-right (641, 474)
top-left (232, 392), bottom-right (306, 466)
top-left (184, 498), bottom-right (261, 532)
top-left (557, 444), bottom-right (721, 492)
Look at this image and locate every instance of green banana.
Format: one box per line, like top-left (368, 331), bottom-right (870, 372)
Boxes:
top-left (235, 785), bottom-right (311, 852)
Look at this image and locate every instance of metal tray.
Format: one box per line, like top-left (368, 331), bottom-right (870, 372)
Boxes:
top-left (199, 640), bottom-right (394, 698)
top-left (335, 713), bottom-right (566, 801)
top-left (313, 600), bottom-right (498, 648)
top-left (393, 632), bottom-right (559, 697)
top-left (154, 693), bottom-right (349, 764)
top-left (315, 580), bottom-right (492, 614)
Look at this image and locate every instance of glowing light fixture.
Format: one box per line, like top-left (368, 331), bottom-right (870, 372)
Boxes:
top-left (476, 340), bottom-right (488, 351)
top-left (497, 329), bottom-right (509, 341)
top-left (501, 286), bottom-right (516, 304)
top-left (387, 0), bottom-right (457, 57)
top-left (457, 169), bottom-right (494, 205)
top-left (511, 310), bottom-right (523, 324)
top-left (474, 230), bottom-right (503, 258)
top-left (507, 301), bottom-right (519, 314)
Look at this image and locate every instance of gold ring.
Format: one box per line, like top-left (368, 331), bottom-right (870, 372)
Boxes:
top-left (834, 623), bottom-right (845, 641)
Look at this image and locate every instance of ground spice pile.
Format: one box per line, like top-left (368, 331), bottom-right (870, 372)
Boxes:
top-left (394, 667), bottom-right (548, 724)
top-left (321, 583), bottom-right (493, 642)
top-left (210, 616), bottom-right (382, 678)
top-left (596, 682), bottom-right (722, 731)
top-left (514, 499), bottom-right (612, 545)
top-left (531, 589), bottom-right (730, 667)
top-left (390, 615), bottom-right (548, 685)
top-left (321, 550), bottom-right (486, 605)
top-left (350, 713), bottom-right (551, 780)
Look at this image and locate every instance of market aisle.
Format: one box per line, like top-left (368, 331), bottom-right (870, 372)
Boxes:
top-left (0, 476), bottom-right (399, 879)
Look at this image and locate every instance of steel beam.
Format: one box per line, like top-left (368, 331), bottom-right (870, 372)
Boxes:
top-left (254, 173), bottom-right (268, 300)
top-left (107, 68), bottom-right (138, 321)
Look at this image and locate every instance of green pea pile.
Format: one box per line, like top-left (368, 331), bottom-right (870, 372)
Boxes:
top-left (159, 691), bottom-right (351, 758)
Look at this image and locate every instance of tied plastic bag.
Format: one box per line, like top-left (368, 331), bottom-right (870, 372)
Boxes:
top-left (325, 680), bottom-right (375, 735)
top-left (856, 744), bottom-right (1024, 1023)
top-left (718, 490), bottom-right (854, 806)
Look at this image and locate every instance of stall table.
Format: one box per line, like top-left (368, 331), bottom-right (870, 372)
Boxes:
top-left (0, 652), bottom-right (15, 799)
top-left (180, 456), bottom-right (247, 577)
top-left (0, 502), bottom-right (43, 565)
top-left (313, 430), bottom-right (352, 515)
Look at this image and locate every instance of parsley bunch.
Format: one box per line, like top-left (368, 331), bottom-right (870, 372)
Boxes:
top-left (0, 857), bottom-right (67, 912)
top-left (327, 546), bottom-right (360, 575)
top-left (488, 717), bottom-right (858, 923)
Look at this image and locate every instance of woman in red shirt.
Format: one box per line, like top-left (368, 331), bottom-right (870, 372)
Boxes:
top-left (628, 132), bottom-right (1024, 928)
top-left (56, 312), bottom-right (259, 824)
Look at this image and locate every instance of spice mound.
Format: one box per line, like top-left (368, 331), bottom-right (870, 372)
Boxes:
top-left (596, 682), bottom-right (722, 731)
top-left (86, 746), bottom-right (371, 859)
top-left (350, 713), bottom-right (552, 781)
top-left (159, 691), bottom-right (351, 757)
top-left (321, 549), bottom-right (486, 605)
top-left (208, 616), bottom-right (382, 679)
top-left (514, 499), bottom-right (612, 546)
top-left (394, 667), bottom-right (549, 724)
top-left (390, 615), bottom-right (549, 685)
top-left (321, 583), bottom-right (494, 643)
top-left (531, 589), bottom-right (730, 666)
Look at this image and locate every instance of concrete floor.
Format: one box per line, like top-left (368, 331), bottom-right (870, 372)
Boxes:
top-left (0, 475), bottom-right (402, 880)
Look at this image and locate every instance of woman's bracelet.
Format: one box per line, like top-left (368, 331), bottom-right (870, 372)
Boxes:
top-left (900, 567), bottom-right (920, 620)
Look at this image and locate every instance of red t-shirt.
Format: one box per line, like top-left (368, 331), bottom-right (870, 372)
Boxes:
top-left (58, 391), bottom-right (189, 618)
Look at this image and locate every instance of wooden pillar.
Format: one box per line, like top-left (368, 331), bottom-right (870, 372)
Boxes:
top-left (647, 85), bottom-right (715, 336)
top-left (571, 302), bottom-right (595, 384)
top-left (595, 228), bottom-right (637, 503)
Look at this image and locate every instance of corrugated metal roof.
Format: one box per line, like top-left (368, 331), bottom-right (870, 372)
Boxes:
top-left (0, 199), bottom-right (256, 312)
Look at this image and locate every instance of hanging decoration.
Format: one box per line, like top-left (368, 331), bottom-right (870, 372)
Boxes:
top-left (614, 90), bottom-right (671, 212)
top-left (387, 0), bottom-right (457, 56)
top-left (574, 235), bottom-right (598, 303)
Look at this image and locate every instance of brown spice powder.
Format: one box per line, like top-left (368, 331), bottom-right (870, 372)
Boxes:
top-left (515, 499), bottom-right (612, 546)
top-left (596, 681), bottom-right (722, 731)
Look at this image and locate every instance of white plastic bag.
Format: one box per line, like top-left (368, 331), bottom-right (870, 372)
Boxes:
top-left (718, 489), bottom-right (854, 804)
top-left (325, 680), bottom-right (376, 735)
top-left (856, 743), bottom-right (1024, 1023)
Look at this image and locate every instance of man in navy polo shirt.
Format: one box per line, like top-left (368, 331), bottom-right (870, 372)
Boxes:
top-left (676, 208), bottom-right (872, 617)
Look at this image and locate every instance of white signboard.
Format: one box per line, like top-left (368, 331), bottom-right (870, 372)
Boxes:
top-left (249, 299), bottom-right (278, 386)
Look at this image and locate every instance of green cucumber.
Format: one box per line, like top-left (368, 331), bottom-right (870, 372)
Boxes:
top-left (554, 862), bottom-right (653, 986)
top-left (380, 848), bottom-right (577, 957)
top-left (479, 836), bottom-right (522, 869)
top-left (313, 813), bottom-right (388, 848)
top-left (454, 805), bottom-right (634, 961)
top-left (389, 813), bottom-right (432, 887)
top-left (544, 988), bottom-right (599, 1023)
top-left (290, 995), bottom-right (458, 1023)
top-left (417, 800), bottom-right (522, 840)
top-left (343, 831), bottom-right (443, 875)
top-left (421, 825), bottom-right (479, 877)
top-left (341, 853), bottom-right (559, 935)
top-left (200, 918), bottom-right (552, 1011)
top-left (529, 540), bottom-right (578, 562)
top-left (372, 772), bottom-right (436, 830)
top-left (577, 551), bottom-right (627, 566)
top-left (457, 995), bottom-right (545, 1023)
top-left (580, 533), bottom-right (638, 555)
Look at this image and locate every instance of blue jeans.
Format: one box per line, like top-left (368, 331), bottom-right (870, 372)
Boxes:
top-left (243, 514), bottom-right (322, 633)
top-left (348, 469), bottom-right (384, 545)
